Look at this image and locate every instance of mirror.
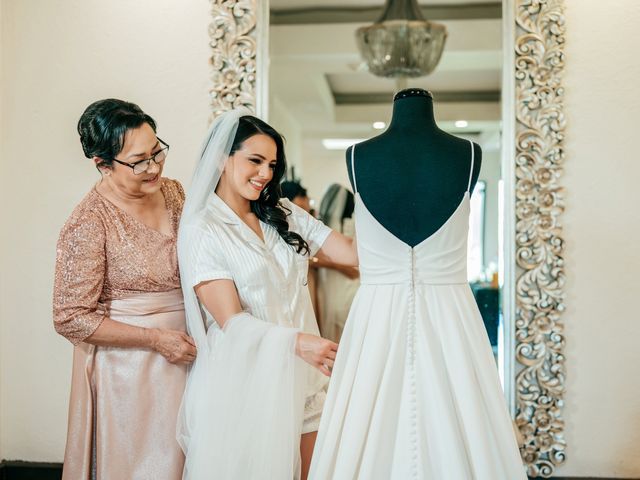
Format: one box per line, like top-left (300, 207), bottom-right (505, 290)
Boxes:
top-left (268, 0), bottom-right (506, 374)
top-left (210, 0), bottom-right (569, 474)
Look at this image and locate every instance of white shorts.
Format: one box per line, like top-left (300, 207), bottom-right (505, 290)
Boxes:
top-left (302, 389), bottom-right (327, 434)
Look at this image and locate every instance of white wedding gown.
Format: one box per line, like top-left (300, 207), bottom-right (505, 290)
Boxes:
top-left (310, 142), bottom-right (526, 479)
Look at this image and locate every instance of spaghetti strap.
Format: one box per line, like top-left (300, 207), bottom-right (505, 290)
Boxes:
top-left (467, 140), bottom-right (475, 193)
top-left (350, 144), bottom-right (358, 193)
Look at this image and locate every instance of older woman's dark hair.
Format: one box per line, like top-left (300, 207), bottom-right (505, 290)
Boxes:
top-left (78, 99), bottom-right (156, 168)
top-left (230, 116), bottom-right (310, 255)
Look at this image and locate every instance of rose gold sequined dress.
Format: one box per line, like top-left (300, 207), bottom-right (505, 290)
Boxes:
top-left (53, 178), bottom-right (186, 480)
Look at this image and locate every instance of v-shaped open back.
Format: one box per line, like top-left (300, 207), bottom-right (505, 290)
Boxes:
top-left (350, 140), bottom-right (475, 285)
top-left (350, 140), bottom-right (474, 248)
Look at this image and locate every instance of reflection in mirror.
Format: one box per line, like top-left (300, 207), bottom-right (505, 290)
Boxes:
top-left (315, 184), bottom-right (359, 341)
top-left (268, 0), bottom-right (504, 374)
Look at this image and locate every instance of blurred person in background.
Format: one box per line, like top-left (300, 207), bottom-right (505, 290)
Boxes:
top-left (281, 181), bottom-right (359, 339)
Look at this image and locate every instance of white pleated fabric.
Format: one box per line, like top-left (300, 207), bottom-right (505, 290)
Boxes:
top-left (310, 142), bottom-right (526, 480)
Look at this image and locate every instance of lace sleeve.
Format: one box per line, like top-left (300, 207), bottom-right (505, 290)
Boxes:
top-left (53, 208), bottom-right (106, 345)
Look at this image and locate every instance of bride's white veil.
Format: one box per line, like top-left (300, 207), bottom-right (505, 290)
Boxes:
top-left (176, 108), bottom-right (305, 479)
top-left (179, 107), bottom-right (248, 347)
top-left (176, 108), bottom-right (247, 464)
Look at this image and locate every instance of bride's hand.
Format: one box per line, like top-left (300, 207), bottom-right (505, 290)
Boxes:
top-left (295, 333), bottom-right (338, 376)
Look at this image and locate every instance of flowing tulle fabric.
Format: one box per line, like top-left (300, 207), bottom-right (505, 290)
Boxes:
top-left (178, 313), bottom-right (305, 479)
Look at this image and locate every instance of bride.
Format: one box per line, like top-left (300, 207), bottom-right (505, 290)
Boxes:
top-left (176, 108), bottom-right (358, 479)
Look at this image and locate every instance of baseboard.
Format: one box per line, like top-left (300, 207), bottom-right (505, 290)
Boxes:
top-left (532, 477), bottom-right (640, 480)
top-left (0, 461), bottom-right (62, 480)
top-left (0, 461), bottom-right (636, 480)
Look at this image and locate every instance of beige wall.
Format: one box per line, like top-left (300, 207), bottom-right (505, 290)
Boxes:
top-left (0, 0), bottom-right (211, 461)
top-left (1, 0), bottom-right (640, 476)
top-left (269, 96), bottom-right (304, 176)
top-left (299, 139), bottom-right (351, 202)
top-left (557, 0), bottom-right (640, 477)
top-left (0, 0), bottom-right (5, 462)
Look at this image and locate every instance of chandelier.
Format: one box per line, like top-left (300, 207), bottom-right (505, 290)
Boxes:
top-left (356, 0), bottom-right (447, 78)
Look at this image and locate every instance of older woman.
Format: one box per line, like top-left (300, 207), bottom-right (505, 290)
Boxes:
top-left (53, 98), bottom-right (195, 480)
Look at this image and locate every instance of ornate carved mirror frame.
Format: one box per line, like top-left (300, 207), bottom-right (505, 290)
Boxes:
top-left (206, 0), bottom-right (566, 476)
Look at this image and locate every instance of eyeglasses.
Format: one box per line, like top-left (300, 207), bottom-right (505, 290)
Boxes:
top-left (110, 138), bottom-right (170, 175)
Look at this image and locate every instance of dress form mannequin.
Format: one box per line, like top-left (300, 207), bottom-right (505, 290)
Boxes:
top-left (346, 88), bottom-right (482, 247)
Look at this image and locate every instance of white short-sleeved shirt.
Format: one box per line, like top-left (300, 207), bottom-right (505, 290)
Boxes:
top-left (182, 193), bottom-right (332, 396)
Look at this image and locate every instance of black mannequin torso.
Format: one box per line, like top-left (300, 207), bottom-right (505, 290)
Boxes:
top-left (346, 88), bottom-right (482, 247)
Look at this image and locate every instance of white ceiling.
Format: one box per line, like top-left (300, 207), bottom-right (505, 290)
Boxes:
top-left (268, 5), bottom-right (503, 144)
top-left (271, 0), bottom-right (496, 8)
top-left (328, 69), bottom-right (500, 94)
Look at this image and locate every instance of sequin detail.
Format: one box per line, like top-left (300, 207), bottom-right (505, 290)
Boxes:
top-left (53, 178), bottom-right (185, 344)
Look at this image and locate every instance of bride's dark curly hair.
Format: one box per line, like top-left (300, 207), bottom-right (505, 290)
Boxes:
top-left (229, 116), bottom-right (310, 255)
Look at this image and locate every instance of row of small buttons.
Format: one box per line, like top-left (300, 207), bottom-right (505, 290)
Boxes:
top-left (407, 248), bottom-right (419, 478)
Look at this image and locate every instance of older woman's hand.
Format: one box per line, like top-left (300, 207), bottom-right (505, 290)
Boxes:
top-left (151, 328), bottom-right (197, 364)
